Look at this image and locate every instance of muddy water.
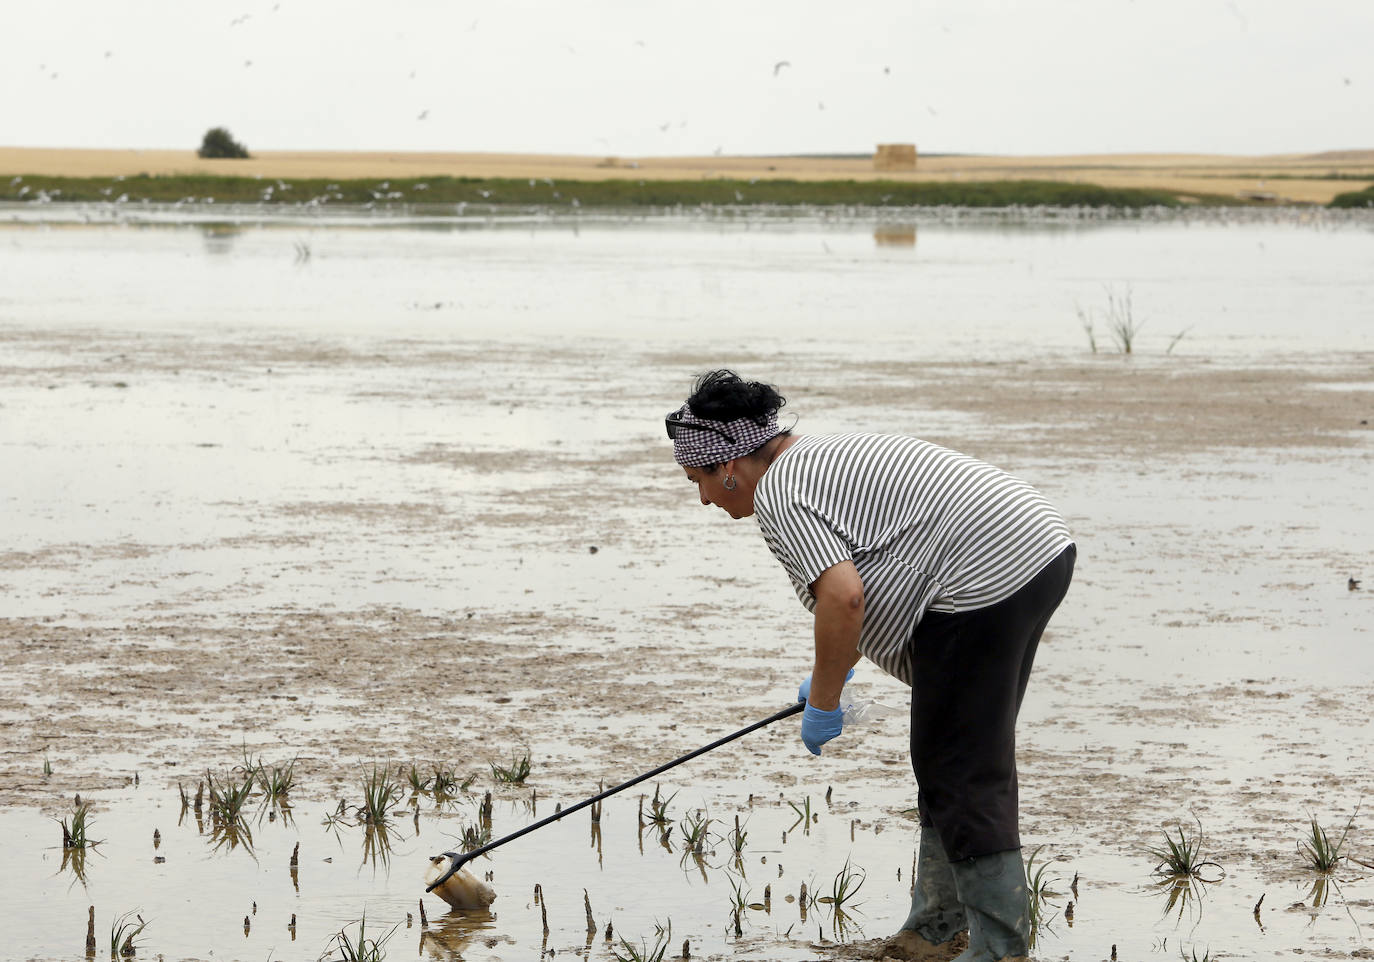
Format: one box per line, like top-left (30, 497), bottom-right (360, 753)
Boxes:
top-left (1, 208), bottom-right (1373, 961)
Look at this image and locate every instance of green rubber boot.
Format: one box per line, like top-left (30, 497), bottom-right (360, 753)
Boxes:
top-left (948, 849), bottom-right (1030, 962)
top-left (903, 825), bottom-right (968, 941)
top-left (876, 826), bottom-right (968, 960)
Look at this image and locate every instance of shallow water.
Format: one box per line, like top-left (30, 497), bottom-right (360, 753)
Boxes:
top-left (2, 208), bottom-right (1372, 960)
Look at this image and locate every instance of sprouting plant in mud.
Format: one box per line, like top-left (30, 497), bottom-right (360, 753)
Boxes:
top-left (725, 873), bottom-right (751, 913)
top-left (1024, 845), bottom-right (1062, 947)
top-left (206, 770), bottom-right (255, 823)
top-left (324, 913), bottom-right (397, 961)
top-left (612, 918), bottom-right (672, 962)
top-left (404, 763), bottom-right (433, 794)
top-left (461, 820), bottom-right (492, 853)
top-left (433, 763), bottom-right (477, 797)
top-left (727, 814), bottom-right (749, 860)
top-left (818, 856), bottom-right (866, 910)
top-left (787, 795), bottom-right (814, 832)
top-left (109, 911), bottom-right (148, 958)
top-left (679, 810), bottom-right (714, 856)
top-left (1179, 944), bottom-right (1212, 962)
top-left (490, 750), bottom-right (532, 784)
top-left (1146, 818), bottom-right (1226, 919)
top-left (1076, 284), bottom-right (1144, 354)
top-left (359, 764), bottom-right (403, 824)
top-left (1300, 807), bottom-right (1358, 873)
top-left (322, 797), bottom-right (351, 833)
top-left (58, 800), bottom-right (102, 884)
top-left (644, 784), bottom-right (677, 828)
top-left (240, 748), bottom-right (297, 804)
top-left (57, 799), bottom-right (100, 851)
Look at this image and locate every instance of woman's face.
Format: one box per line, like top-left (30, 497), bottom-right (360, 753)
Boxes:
top-left (683, 463), bottom-right (753, 519)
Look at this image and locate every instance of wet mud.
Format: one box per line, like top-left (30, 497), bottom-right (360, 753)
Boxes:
top-left (1, 217), bottom-right (1372, 960)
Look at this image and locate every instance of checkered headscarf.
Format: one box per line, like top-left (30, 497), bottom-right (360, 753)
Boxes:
top-left (669, 403), bottom-right (780, 467)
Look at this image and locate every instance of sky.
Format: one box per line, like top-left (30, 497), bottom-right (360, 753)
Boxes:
top-left (3, 0), bottom-right (1371, 158)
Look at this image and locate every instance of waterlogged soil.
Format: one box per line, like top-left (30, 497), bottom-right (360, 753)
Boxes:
top-left (2, 225), bottom-right (1374, 960)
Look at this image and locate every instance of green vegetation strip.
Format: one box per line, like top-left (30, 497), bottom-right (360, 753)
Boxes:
top-left (1330, 183), bottom-right (1374, 208)
top-left (1, 172), bottom-right (1252, 208)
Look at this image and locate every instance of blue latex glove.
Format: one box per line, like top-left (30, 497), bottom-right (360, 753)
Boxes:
top-left (797, 667), bottom-right (855, 703)
top-left (801, 703), bottom-right (844, 755)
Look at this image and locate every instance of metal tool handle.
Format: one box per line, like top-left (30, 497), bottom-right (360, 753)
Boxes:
top-left (426, 701), bottom-right (804, 892)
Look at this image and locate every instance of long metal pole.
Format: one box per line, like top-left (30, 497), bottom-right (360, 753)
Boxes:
top-left (426, 701), bottom-right (804, 891)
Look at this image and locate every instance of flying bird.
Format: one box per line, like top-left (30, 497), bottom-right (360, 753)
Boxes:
top-left (773, 60), bottom-right (790, 77)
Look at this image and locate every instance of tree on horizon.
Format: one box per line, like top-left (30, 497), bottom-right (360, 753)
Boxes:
top-left (198, 127), bottom-right (250, 159)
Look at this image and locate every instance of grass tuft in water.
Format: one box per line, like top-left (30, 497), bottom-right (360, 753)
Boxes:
top-left (404, 763), bottom-right (433, 794)
top-left (1146, 818), bottom-right (1226, 919)
top-left (679, 810), bottom-right (714, 856)
top-left (490, 750), bottom-right (532, 784)
top-left (206, 770), bottom-right (255, 824)
top-left (1104, 284), bottom-right (1143, 354)
top-left (612, 918), bottom-right (672, 962)
top-left (1024, 846), bottom-right (1062, 946)
top-left (109, 911), bottom-right (148, 958)
top-left (461, 820), bottom-right (493, 853)
top-left (58, 800), bottom-right (99, 850)
top-left (1146, 819), bottom-right (1224, 881)
top-left (728, 814), bottom-right (749, 859)
top-left (324, 914), bottom-right (398, 961)
top-left (646, 785), bottom-right (677, 828)
top-left (821, 857), bottom-right (866, 909)
top-left (1077, 285), bottom-right (1145, 354)
top-left (254, 756), bottom-right (297, 802)
top-left (360, 765), bottom-right (403, 825)
top-left (1299, 807), bottom-right (1357, 873)
top-left (434, 764), bottom-right (477, 796)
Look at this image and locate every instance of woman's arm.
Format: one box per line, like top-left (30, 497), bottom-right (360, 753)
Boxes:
top-left (806, 560), bottom-right (865, 710)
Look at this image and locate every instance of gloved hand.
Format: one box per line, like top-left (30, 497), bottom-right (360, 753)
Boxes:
top-left (797, 667), bottom-right (855, 703)
top-left (801, 702), bottom-right (844, 755)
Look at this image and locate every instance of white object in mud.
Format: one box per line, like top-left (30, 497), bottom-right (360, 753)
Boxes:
top-left (424, 854), bottom-right (497, 910)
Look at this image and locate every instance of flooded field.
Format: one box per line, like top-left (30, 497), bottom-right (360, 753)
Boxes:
top-left (1, 207), bottom-right (1372, 961)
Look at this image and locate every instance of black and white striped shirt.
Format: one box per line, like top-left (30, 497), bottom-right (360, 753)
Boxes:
top-left (754, 433), bottom-right (1073, 686)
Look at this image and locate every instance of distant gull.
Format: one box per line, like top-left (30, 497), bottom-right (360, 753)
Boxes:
top-left (773, 60), bottom-right (790, 76)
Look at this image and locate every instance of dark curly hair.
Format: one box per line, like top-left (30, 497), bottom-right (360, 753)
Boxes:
top-left (686, 369), bottom-right (786, 427)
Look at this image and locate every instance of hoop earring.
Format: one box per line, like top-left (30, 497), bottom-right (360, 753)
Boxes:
top-left (723, 474), bottom-right (737, 491)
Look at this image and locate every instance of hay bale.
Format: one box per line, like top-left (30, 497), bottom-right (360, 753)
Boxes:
top-left (874, 144), bottom-right (917, 171)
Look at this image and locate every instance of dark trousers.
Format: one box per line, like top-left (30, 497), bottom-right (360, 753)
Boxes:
top-left (909, 544), bottom-right (1075, 862)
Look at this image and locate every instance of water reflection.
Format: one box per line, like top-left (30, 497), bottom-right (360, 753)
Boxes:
top-left (360, 822), bottom-right (395, 870)
top-left (200, 225), bottom-right (242, 254)
top-left (1153, 873), bottom-right (1215, 921)
top-left (873, 225), bottom-right (917, 248)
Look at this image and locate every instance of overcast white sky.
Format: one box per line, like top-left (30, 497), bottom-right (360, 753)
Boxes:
top-left (3, 0), bottom-right (1370, 157)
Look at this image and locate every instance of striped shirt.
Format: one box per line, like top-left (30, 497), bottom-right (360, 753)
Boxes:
top-left (753, 433), bottom-right (1073, 686)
